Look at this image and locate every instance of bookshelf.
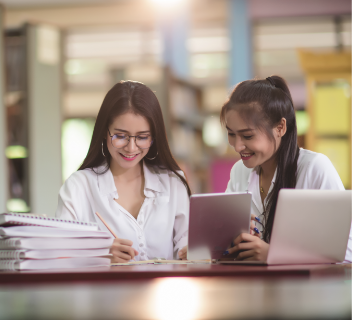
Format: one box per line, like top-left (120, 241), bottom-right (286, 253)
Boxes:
top-left (4, 23), bottom-right (63, 215)
top-left (298, 50), bottom-right (351, 189)
top-left (166, 71), bottom-right (208, 193)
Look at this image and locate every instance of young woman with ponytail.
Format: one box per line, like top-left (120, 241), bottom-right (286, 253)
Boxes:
top-left (221, 75), bottom-right (351, 262)
top-left (56, 81), bottom-right (190, 262)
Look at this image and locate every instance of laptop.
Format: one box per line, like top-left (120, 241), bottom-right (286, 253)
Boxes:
top-left (187, 192), bottom-right (252, 260)
top-left (218, 189), bottom-right (352, 265)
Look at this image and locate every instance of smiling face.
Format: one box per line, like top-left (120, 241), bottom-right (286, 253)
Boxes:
top-left (106, 112), bottom-right (152, 170)
top-left (225, 110), bottom-right (282, 169)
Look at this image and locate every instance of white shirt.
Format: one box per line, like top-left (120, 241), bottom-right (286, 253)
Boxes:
top-left (225, 148), bottom-right (352, 262)
top-left (56, 162), bottom-right (189, 261)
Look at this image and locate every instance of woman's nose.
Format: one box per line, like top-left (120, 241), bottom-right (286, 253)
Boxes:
top-left (234, 137), bottom-right (245, 153)
top-left (125, 137), bottom-right (139, 152)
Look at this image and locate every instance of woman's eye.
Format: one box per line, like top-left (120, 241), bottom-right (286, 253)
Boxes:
top-left (227, 132), bottom-right (235, 137)
top-left (115, 134), bottom-right (127, 140)
top-left (243, 135), bottom-right (253, 140)
top-left (137, 135), bottom-right (149, 140)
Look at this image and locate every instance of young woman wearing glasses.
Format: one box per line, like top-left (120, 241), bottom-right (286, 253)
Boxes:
top-left (56, 81), bottom-right (191, 262)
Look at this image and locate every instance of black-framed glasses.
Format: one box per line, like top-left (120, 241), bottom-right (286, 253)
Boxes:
top-left (108, 129), bottom-right (153, 149)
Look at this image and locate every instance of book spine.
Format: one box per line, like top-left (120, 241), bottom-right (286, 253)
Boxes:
top-left (0, 260), bottom-right (19, 271)
top-left (0, 250), bottom-right (24, 260)
top-left (0, 239), bottom-right (20, 249)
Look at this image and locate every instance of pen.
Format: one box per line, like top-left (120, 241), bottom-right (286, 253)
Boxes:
top-left (95, 212), bottom-right (117, 238)
top-left (95, 212), bottom-right (135, 261)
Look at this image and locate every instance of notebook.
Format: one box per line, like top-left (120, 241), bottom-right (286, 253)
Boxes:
top-left (0, 237), bottom-right (113, 250)
top-left (0, 257), bottom-right (111, 271)
top-left (0, 213), bottom-right (98, 231)
top-left (0, 226), bottom-right (111, 238)
top-left (0, 248), bottom-right (110, 260)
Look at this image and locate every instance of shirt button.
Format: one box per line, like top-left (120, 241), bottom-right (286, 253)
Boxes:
top-left (139, 221), bottom-right (143, 225)
top-left (139, 243), bottom-right (143, 247)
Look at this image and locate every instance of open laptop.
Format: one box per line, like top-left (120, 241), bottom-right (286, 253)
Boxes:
top-left (219, 189), bottom-right (352, 265)
top-left (187, 192), bottom-right (252, 260)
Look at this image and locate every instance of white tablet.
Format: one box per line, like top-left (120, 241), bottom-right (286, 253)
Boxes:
top-left (187, 192), bottom-right (252, 260)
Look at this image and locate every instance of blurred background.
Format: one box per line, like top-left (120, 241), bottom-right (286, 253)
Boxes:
top-left (0, 0), bottom-right (350, 216)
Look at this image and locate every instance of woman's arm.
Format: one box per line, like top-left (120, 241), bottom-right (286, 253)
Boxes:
top-left (56, 174), bottom-right (85, 220)
top-left (56, 171), bottom-right (92, 221)
top-left (173, 174), bottom-right (190, 260)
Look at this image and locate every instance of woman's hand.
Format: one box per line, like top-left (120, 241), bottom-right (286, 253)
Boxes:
top-left (227, 233), bottom-right (269, 261)
top-left (250, 214), bottom-right (261, 237)
top-left (110, 237), bottom-right (139, 263)
top-left (178, 245), bottom-right (187, 260)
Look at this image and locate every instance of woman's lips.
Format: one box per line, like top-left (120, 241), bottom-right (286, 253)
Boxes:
top-left (119, 153), bottom-right (139, 161)
top-left (240, 153), bottom-right (254, 160)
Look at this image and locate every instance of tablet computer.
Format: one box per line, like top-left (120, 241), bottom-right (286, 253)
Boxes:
top-left (187, 192), bottom-right (252, 260)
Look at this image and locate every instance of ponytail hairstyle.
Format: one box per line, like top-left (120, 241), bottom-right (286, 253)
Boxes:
top-left (79, 80), bottom-right (191, 196)
top-left (220, 75), bottom-right (300, 242)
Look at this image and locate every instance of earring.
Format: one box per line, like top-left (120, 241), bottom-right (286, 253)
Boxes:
top-left (146, 151), bottom-right (158, 160)
top-left (102, 141), bottom-right (106, 157)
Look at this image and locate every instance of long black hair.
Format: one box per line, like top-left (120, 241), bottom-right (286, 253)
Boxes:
top-left (220, 75), bottom-right (300, 242)
top-left (79, 80), bottom-right (191, 196)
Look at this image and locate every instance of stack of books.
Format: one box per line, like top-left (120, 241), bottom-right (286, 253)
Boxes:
top-left (0, 212), bottom-right (113, 271)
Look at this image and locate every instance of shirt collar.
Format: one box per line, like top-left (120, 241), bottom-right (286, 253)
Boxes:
top-left (96, 161), bottom-right (166, 198)
top-left (247, 165), bottom-right (277, 213)
top-left (143, 161), bottom-right (165, 196)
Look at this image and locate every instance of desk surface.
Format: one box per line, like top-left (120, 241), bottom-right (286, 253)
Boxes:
top-left (0, 263), bottom-right (350, 284)
top-left (0, 264), bottom-right (351, 320)
top-left (0, 275), bottom-right (351, 320)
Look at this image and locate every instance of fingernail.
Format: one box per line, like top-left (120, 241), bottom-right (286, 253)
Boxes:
top-left (231, 241), bottom-right (235, 247)
top-left (254, 227), bottom-right (260, 234)
top-left (223, 250), bottom-right (229, 255)
top-left (255, 217), bottom-right (260, 222)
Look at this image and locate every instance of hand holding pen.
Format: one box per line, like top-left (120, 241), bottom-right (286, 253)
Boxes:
top-left (95, 212), bottom-right (138, 263)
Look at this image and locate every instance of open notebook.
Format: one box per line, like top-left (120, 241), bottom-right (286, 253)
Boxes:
top-left (111, 259), bottom-right (212, 266)
top-left (0, 213), bottom-right (98, 231)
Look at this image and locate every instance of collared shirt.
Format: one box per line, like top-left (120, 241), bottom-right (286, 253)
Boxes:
top-left (56, 162), bottom-right (189, 261)
top-left (225, 148), bottom-right (352, 262)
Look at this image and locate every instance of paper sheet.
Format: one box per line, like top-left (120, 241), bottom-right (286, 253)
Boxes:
top-left (111, 259), bottom-right (212, 266)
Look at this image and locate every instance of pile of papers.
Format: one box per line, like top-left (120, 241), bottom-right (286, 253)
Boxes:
top-left (0, 212), bottom-right (113, 271)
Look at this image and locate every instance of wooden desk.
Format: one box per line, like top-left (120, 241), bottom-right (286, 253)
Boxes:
top-left (0, 263), bottom-right (350, 284)
top-left (0, 273), bottom-right (350, 319)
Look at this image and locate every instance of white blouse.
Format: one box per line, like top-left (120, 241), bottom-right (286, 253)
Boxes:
top-left (56, 162), bottom-right (189, 261)
top-left (225, 148), bottom-right (352, 262)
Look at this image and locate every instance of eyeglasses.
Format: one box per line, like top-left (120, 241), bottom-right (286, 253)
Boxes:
top-left (108, 129), bottom-right (153, 149)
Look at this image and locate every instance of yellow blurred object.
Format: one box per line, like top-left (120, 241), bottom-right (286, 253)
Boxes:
top-left (5, 145), bottom-right (28, 159)
top-left (298, 50), bottom-right (351, 72)
top-left (315, 139), bottom-right (350, 188)
top-left (295, 111), bottom-right (310, 136)
top-left (6, 198), bottom-right (30, 213)
top-left (314, 84), bottom-right (350, 135)
top-left (298, 49), bottom-right (351, 189)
